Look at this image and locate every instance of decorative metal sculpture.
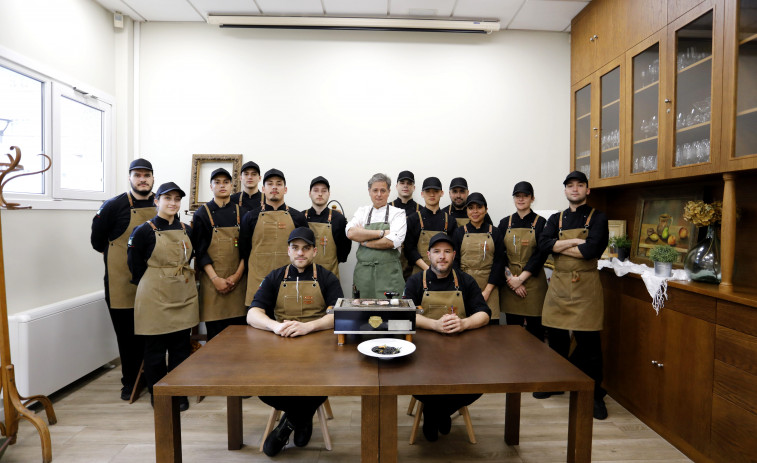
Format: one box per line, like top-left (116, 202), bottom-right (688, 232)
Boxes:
top-left (0, 146), bottom-right (52, 209)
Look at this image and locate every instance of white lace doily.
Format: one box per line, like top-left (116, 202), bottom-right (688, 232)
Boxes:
top-left (597, 258), bottom-right (689, 314)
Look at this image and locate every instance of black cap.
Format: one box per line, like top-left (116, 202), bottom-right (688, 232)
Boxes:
top-left (397, 170), bottom-right (415, 183)
top-left (288, 227), bottom-right (315, 245)
top-left (129, 158), bottom-right (152, 172)
top-left (421, 177), bottom-right (443, 191)
top-left (241, 161), bottom-right (260, 174)
top-left (428, 232), bottom-right (455, 249)
top-left (156, 182), bottom-right (185, 197)
top-left (449, 177), bottom-right (468, 190)
top-left (310, 176), bottom-right (330, 190)
top-left (512, 181), bottom-right (534, 196)
top-left (563, 170), bottom-right (589, 186)
top-left (210, 167), bottom-right (231, 181)
top-left (466, 192), bottom-right (487, 207)
top-left (263, 168), bottom-right (286, 184)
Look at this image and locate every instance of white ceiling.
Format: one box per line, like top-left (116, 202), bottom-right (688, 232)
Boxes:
top-left (94, 0), bottom-right (588, 32)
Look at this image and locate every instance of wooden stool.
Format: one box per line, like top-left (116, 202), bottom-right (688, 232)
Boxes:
top-left (407, 397), bottom-right (476, 444)
top-left (259, 399), bottom-right (333, 451)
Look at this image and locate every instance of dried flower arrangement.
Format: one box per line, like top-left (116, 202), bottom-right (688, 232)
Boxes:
top-left (683, 200), bottom-right (722, 227)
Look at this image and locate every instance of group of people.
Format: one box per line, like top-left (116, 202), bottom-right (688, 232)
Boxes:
top-left (91, 158), bottom-right (609, 457)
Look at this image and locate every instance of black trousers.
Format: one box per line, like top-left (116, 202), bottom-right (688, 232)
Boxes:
top-left (143, 329), bottom-right (192, 394)
top-left (205, 315), bottom-right (248, 341)
top-left (549, 329), bottom-right (606, 400)
top-left (107, 306), bottom-right (145, 389)
top-left (259, 396), bottom-right (327, 427)
top-left (414, 394), bottom-right (481, 418)
top-left (504, 313), bottom-right (545, 341)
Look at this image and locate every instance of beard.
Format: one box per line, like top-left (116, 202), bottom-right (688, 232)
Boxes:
top-left (131, 180), bottom-right (153, 195)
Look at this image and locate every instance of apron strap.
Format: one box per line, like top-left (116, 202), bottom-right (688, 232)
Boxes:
top-left (585, 208), bottom-right (595, 228)
top-left (423, 269), bottom-right (459, 291)
top-left (304, 209), bottom-right (309, 219)
top-left (328, 207), bottom-right (332, 224)
top-left (464, 223), bottom-right (469, 235)
top-left (127, 192), bottom-right (134, 208)
top-left (532, 214), bottom-right (540, 229)
top-left (508, 215), bottom-right (512, 229)
top-left (558, 210), bottom-right (564, 232)
top-left (423, 269), bottom-right (428, 290)
top-left (203, 204), bottom-right (215, 228)
top-left (147, 220), bottom-right (157, 231)
top-left (418, 211), bottom-right (424, 230)
top-left (488, 224), bottom-right (492, 235)
top-left (236, 204), bottom-right (241, 226)
top-left (415, 203), bottom-right (419, 212)
top-left (444, 212), bottom-right (448, 231)
top-left (284, 265), bottom-right (289, 279)
top-left (260, 193), bottom-right (265, 208)
top-left (283, 263), bottom-right (317, 281)
top-left (238, 192), bottom-right (243, 206)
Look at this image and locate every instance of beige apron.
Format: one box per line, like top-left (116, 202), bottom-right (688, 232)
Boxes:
top-left (199, 204), bottom-right (247, 322)
top-left (448, 205), bottom-right (470, 227)
top-left (305, 208), bottom-right (339, 279)
top-left (412, 211), bottom-right (449, 275)
top-left (106, 193), bottom-right (155, 308)
top-left (245, 206), bottom-right (296, 305)
top-left (420, 269), bottom-right (467, 320)
top-left (500, 214), bottom-right (549, 317)
top-left (460, 224), bottom-right (500, 320)
top-left (134, 222), bottom-right (199, 335)
top-left (542, 209), bottom-right (604, 331)
top-left (273, 263), bottom-right (327, 323)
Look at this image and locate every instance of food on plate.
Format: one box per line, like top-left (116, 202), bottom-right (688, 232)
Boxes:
top-left (371, 345), bottom-right (401, 355)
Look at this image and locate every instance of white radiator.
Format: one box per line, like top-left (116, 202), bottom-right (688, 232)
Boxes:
top-left (7, 291), bottom-right (118, 397)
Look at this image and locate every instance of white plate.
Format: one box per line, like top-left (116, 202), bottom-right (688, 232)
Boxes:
top-left (357, 338), bottom-right (416, 359)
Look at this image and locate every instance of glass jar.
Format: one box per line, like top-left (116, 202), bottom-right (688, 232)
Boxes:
top-left (684, 224), bottom-right (721, 284)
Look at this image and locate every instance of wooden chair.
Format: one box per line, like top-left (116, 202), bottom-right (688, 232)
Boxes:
top-left (259, 399), bottom-right (333, 452)
top-left (407, 397), bottom-right (476, 444)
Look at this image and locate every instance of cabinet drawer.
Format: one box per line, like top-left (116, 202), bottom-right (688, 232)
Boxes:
top-left (621, 276), bottom-right (716, 322)
top-left (715, 326), bottom-right (757, 376)
top-left (714, 360), bottom-right (757, 415)
top-left (718, 300), bottom-right (757, 337)
top-left (712, 394), bottom-right (757, 462)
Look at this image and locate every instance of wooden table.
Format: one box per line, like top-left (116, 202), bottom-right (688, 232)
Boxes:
top-left (153, 325), bottom-right (593, 463)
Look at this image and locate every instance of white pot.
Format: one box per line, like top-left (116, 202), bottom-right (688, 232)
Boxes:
top-left (654, 261), bottom-right (673, 278)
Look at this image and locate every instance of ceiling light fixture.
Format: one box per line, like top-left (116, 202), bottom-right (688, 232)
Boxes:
top-left (207, 16), bottom-right (500, 34)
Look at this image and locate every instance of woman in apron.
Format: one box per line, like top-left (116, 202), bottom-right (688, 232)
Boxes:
top-left (497, 181), bottom-right (549, 340)
top-left (128, 182), bottom-right (199, 411)
top-left (452, 193), bottom-right (505, 324)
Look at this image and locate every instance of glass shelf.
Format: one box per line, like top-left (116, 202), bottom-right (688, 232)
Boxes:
top-left (575, 153), bottom-right (591, 160)
top-left (676, 120), bottom-right (711, 133)
top-left (677, 55), bottom-right (713, 75)
top-left (602, 99), bottom-right (620, 109)
top-left (602, 146), bottom-right (619, 153)
top-left (740, 32), bottom-right (757, 45)
top-left (737, 106), bottom-right (757, 117)
top-left (634, 81), bottom-right (659, 94)
top-left (634, 136), bottom-right (658, 145)
top-left (576, 112), bottom-right (591, 121)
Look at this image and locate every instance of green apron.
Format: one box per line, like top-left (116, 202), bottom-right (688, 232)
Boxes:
top-left (460, 224), bottom-right (500, 320)
top-left (500, 214), bottom-right (548, 317)
top-left (420, 269), bottom-right (467, 320)
top-left (353, 206), bottom-right (405, 299)
top-left (273, 263), bottom-right (327, 323)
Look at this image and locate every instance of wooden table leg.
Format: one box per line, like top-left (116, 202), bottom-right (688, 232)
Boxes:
top-left (379, 395), bottom-right (397, 462)
top-left (567, 390), bottom-right (593, 463)
top-left (227, 396), bottom-right (243, 450)
top-left (504, 392), bottom-right (521, 445)
top-left (154, 395), bottom-right (181, 463)
top-left (361, 395), bottom-right (380, 463)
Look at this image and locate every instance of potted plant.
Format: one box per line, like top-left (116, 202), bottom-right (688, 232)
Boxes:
top-left (648, 244), bottom-right (678, 277)
top-left (609, 235), bottom-right (632, 262)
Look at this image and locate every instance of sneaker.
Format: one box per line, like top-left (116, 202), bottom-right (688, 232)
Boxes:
top-left (263, 414), bottom-right (294, 456)
top-left (179, 397), bottom-right (190, 412)
top-left (293, 419), bottom-right (313, 447)
top-left (438, 414), bottom-right (451, 435)
top-left (120, 385), bottom-right (133, 401)
top-left (532, 391), bottom-right (565, 399)
top-left (593, 399), bottom-right (608, 420)
top-left (422, 410), bottom-right (439, 442)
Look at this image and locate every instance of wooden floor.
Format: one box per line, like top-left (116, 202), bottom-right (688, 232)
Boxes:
top-left (3, 365), bottom-right (691, 463)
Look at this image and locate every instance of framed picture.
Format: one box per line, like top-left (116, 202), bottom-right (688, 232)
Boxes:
top-left (632, 190), bottom-right (700, 266)
top-left (189, 154), bottom-right (243, 211)
top-left (602, 220), bottom-right (627, 259)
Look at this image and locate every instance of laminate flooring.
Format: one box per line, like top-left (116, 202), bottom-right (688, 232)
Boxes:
top-left (2, 364), bottom-right (691, 463)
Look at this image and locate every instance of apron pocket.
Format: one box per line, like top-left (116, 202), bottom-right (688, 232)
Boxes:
top-left (550, 272), bottom-right (571, 299)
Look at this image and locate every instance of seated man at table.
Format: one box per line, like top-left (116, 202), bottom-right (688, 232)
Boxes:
top-left (403, 232), bottom-right (491, 442)
top-left (246, 227), bottom-right (344, 457)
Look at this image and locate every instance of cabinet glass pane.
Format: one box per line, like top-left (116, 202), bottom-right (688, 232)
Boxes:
top-left (735, 0), bottom-right (757, 157)
top-left (674, 11), bottom-right (713, 167)
top-left (600, 67), bottom-right (620, 178)
top-left (632, 44), bottom-right (660, 173)
top-left (575, 84), bottom-right (591, 179)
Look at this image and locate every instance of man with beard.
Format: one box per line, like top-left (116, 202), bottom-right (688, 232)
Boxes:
top-left (304, 176), bottom-right (351, 279)
top-left (538, 170), bottom-right (609, 420)
top-left (91, 158), bottom-right (155, 401)
top-left (229, 161), bottom-right (262, 214)
top-left (442, 177), bottom-right (470, 226)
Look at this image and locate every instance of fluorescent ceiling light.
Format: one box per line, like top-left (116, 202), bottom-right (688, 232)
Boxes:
top-left (207, 16), bottom-right (500, 34)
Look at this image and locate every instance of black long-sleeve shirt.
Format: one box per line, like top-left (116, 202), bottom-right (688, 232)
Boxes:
top-left (404, 269), bottom-right (491, 319)
top-left (91, 191), bottom-right (155, 254)
top-left (452, 216), bottom-right (506, 286)
top-left (390, 198), bottom-right (420, 215)
top-left (127, 216), bottom-right (194, 285)
top-left (442, 203), bottom-right (468, 224)
top-left (305, 207), bottom-right (352, 263)
top-left (250, 264), bottom-right (344, 318)
top-left (190, 199), bottom-right (242, 269)
top-left (404, 206), bottom-right (458, 264)
top-left (229, 190), bottom-right (262, 216)
top-left (538, 204), bottom-right (609, 260)
top-left (239, 203), bottom-right (308, 263)
top-left (497, 211), bottom-right (549, 275)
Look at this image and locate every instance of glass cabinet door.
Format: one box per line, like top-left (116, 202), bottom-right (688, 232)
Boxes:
top-left (673, 11), bottom-right (714, 167)
top-left (734, 0), bottom-right (757, 157)
top-left (574, 84), bottom-right (592, 179)
top-left (631, 44), bottom-right (660, 174)
top-left (600, 67), bottom-right (621, 179)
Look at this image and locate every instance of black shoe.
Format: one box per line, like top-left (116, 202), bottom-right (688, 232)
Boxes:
top-left (422, 410), bottom-right (439, 442)
top-left (593, 399), bottom-right (608, 420)
top-left (293, 419), bottom-right (313, 447)
top-left (263, 414), bottom-right (294, 456)
top-left (438, 414), bottom-right (451, 435)
top-left (532, 391), bottom-right (565, 399)
top-left (120, 385), bottom-right (133, 401)
top-left (179, 397), bottom-right (190, 412)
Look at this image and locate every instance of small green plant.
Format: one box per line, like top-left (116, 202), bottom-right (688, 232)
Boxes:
top-left (648, 244), bottom-right (678, 263)
top-left (609, 234), bottom-right (631, 250)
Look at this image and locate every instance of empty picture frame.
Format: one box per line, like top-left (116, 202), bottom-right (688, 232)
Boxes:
top-left (189, 154), bottom-right (243, 211)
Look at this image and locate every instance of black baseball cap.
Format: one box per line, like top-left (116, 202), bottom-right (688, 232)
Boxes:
top-left (421, 177), bottom-right (443, 191)
top-left (449, 177), bottom-right (468, 190)
top-left (466, 192), bottom-right (487, 207)
top-left (428, 232), bottom-right (455, 249)
top-left (129, 158), bottom-right (152, 172)
top-left (210, 168), bottom-right (231, 181)
top-left (288, 227), bottom-right (315, 245)
top-left (263, 168), bottom-right (286, 184)
top-left (241, 161), bottom-right (260, 174)
top-left (512, 181), bottom-right (534, 196)
top-left (563, 170), bottom-right (589, 186)
top-left (397, 170), bottom-right (415, 183)
top-left (310, 176), bottom-right (330, 190)
top-left (156, 182), bottom-right (185, 197)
